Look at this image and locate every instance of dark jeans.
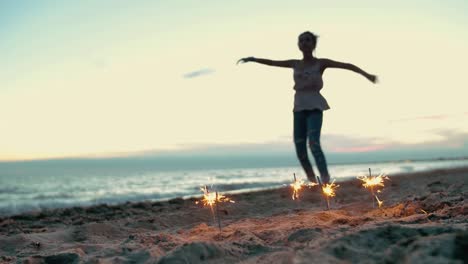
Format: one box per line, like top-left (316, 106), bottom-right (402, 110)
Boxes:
top-left (293, 109), bottom-right (330, 184)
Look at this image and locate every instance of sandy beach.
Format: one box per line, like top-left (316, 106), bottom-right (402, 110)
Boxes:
top-left (0, 166), bottom-right (467, 263)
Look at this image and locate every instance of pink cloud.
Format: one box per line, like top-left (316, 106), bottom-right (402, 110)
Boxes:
top-left (328, 144), bottom-right (390, 153)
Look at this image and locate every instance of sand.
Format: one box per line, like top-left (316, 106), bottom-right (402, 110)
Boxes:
top-left (0, 167), bottom-right (467, 263)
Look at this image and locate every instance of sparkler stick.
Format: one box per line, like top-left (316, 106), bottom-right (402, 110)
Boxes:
top-left (197, 186), bottom-right (234, 231)
top-left (319, 176), bottom-right (329, 210)
top-left (293, 173), bottom-right (298, 201)
top-left (375, 195), bottom-right (383, 208)
top-left (310, 176), bottom-right (330, 210)
top-left (321, 180), bottom-right (339, 210)
top-left (326, 193), bottom-right (330, 210)
top-left (369, 168), bottom-right (375, 208)
top-left (204, 186), bottom-right (216, 224)
top-left (215, 191), bottom-right (222, 231)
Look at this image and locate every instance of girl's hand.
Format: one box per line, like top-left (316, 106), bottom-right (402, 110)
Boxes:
top-left (366, 74), bottom-right (378, 84)
top-left (236, 57), bottom-right (255, 65)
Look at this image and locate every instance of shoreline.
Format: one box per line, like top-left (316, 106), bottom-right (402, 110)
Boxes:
top-left (2, 166), bottom-right (468, 219)
top-left (1, 166), bottom-right (467, 263)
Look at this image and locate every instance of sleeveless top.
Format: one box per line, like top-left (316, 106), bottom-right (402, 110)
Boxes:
top-left (293, 60), bottom-right (330, 112)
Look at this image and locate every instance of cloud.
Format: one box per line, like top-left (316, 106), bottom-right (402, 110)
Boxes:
top-left (321, 134), bottom-right (393, 153)
top-left (414, 129), bottom-right (468, 149)
top-left (14, 130), bottom-right (467, 169)
top-left (389, 112), bottom-right (468, 123)
top-left (182, 68), bottom-right (215, 79)
top-left (131, 129), bottom-right (468, 158)
top-left (91, 57), bottom-right (109, 69)
top-left (135, 140), bottom-right (293, 157)
top-left (324, 130), bottom-right (468, 153)
top-left (327, 145), bottom-right (390, 153)
top-left (220, 130), bottom-right (465, 155)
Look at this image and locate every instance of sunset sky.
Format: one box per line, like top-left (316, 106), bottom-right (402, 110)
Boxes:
top-left (1, 0), bottom-right (467, 161)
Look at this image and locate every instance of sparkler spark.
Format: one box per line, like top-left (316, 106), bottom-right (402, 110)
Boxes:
top-left (322, 180), bottom-right (340, 198)
top-left (290, 173), bottom-right (320, 200)
top-left (357, 168), bottom-right (389, 208)
top-left (357, 173), bottom-right (389, 189)
top-left (291, 178), bottom-right (304, 200)
top-left (197, 186), bottom-right (234, 206)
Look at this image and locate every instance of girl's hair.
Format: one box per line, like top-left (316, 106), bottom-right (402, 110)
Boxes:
top-left (299, 31), bottom-right (318, 48)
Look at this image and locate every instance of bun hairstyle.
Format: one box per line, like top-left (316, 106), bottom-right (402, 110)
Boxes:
top-left (299, 31), bottom-right (318, 50)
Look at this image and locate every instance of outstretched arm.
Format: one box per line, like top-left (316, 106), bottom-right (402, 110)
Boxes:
top-left (321, 58), bottom-right (378, 83)
top-left (237, 57), bottom-right (296, 68)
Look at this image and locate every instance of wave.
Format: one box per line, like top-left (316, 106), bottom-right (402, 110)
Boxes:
top-left (1, 160), bottom-right (467, 217)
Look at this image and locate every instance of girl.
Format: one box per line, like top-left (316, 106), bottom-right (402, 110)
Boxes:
top-left (238, 31), bottom-right (377, 184)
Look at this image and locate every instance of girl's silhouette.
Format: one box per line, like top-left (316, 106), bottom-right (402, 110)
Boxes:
top-left (238, 31), bottom-right (377, 184)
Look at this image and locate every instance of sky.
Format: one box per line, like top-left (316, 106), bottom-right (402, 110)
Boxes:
top-left (1, 0), bottom-right (468, 161)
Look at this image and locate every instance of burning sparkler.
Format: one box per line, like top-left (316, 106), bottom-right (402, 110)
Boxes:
top-left (321, 180), bottom-right (340, 210)
top-left (289, 173), bottom-right (335, 209)
top-left (291, 173), bottom-right (304, 200)
top-left (357, 168), bottom-right (389, 208)
top-left (290, 173), bottom-right (319, 200)
top-left (196, 186), bottom-right (234, 231)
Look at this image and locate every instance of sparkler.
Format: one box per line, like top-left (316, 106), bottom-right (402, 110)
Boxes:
top-left (289, 173), bottom-right (334, 209)
top-left (321, 180), bottom-right (340, 210)
top-left (357, 168), bottom-right (389, 208)
top-left (290, 173), bottom-right (319, 200)
top-left (291, 173), bottom-right (304, 200)
top-left (196, 186), bottom-right (234, 231)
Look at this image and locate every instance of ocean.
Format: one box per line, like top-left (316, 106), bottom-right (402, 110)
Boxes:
top-left (1, 157), bottom-right (467, 216)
